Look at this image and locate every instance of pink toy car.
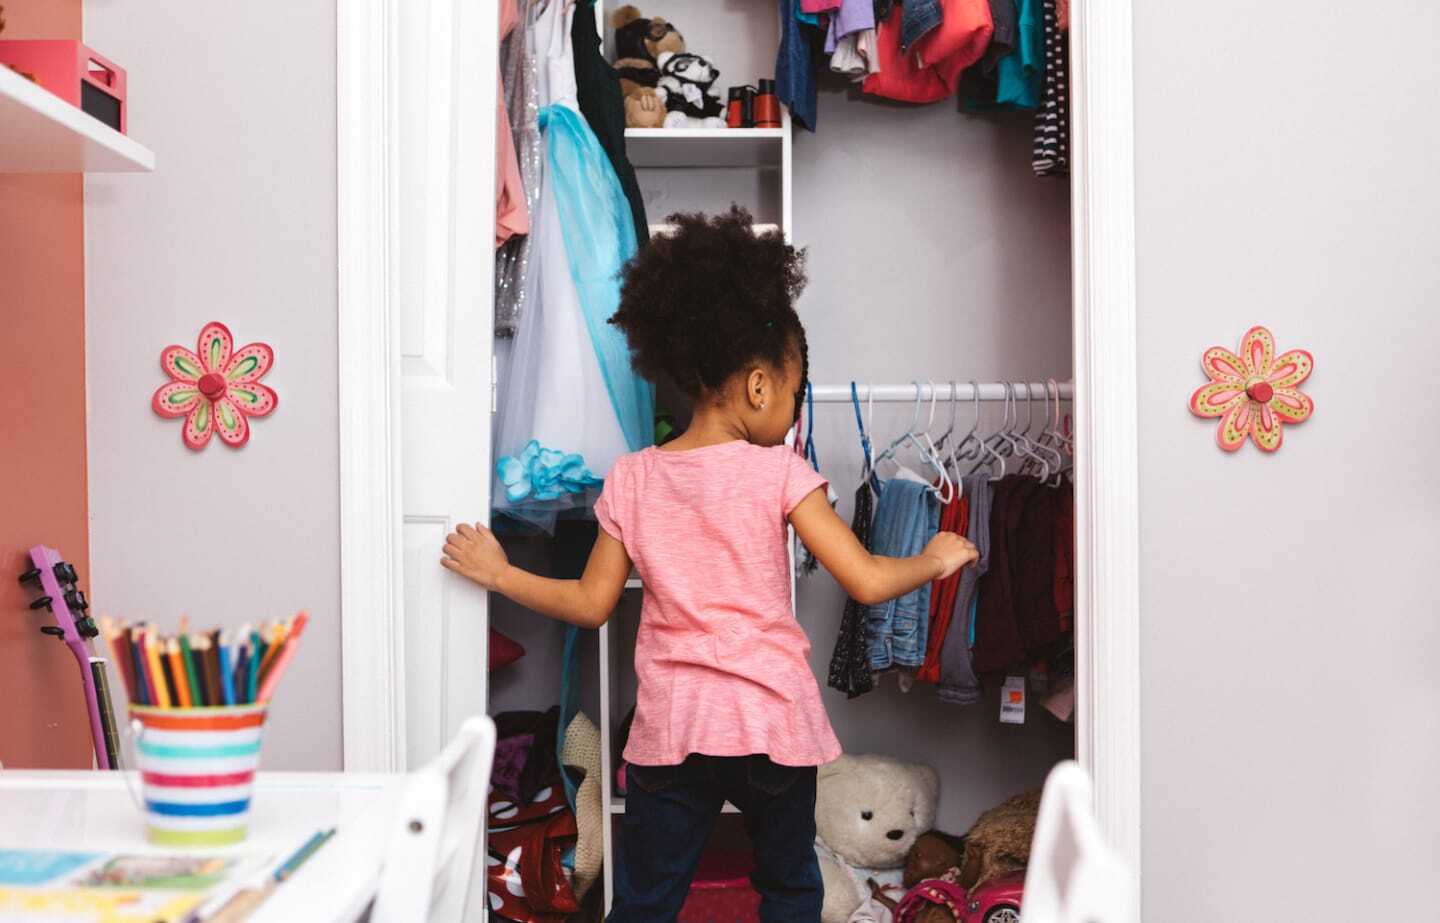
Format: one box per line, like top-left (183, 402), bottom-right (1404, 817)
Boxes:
top-left (961, 871), bottom-right (1024, 923)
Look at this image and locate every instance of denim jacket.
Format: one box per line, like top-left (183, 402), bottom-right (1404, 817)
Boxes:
top-left (865, 478), bottom-right (940, 670)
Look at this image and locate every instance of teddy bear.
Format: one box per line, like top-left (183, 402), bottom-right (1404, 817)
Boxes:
top-left (814, 754), bottom-right (940, 923)
top-left (958, 788), bottom-right (1041, 892)
top-left (656, 50), bottom-right (726, 128)
top-left (612, 5), bottom-right (684, 128)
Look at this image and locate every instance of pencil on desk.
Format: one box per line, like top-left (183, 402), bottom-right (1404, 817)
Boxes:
top-left (257, 611), bottom-right (308, 703)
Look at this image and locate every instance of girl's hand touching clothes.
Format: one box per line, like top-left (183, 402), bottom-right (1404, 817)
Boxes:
top-left (442, 522), bottom-right (509, 590)
top-left (923, 531), bottom-right (979, 581)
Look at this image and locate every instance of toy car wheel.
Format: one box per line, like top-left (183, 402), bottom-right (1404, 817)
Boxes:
top-left (984, 907), bottom-right (1021, 923)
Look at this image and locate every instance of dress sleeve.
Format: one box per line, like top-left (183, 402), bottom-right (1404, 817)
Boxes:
top-left (594, 462), bottom-right (626, 543)
top-left (781, 448), bottom-right (829, 518)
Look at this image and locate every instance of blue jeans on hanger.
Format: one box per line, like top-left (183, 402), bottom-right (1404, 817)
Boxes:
top-left (609, 755), bottom-right (822, 923)
top-left (866, 478), bottom-right (940, 670)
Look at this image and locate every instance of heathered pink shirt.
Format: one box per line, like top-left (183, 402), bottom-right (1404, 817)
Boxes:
top-left (595, 441), bottom-right (842, 767)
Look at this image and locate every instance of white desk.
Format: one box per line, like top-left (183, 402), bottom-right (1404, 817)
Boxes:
top-left (0, 770), bottom-right (406, 923)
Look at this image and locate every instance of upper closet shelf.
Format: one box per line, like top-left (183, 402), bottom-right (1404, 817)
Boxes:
top-left (624, 128), bottom-right (783, 169)
top-left (0, 66), bottom-right (155, 173)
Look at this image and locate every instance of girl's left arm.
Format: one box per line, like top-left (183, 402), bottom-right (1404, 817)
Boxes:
top-left (441, 523), bottom-right (632, 629)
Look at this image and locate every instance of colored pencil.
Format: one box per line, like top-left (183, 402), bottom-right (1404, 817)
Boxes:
top-left (218, 632), bottom-right (236, 706)
top-left (128, 627), bottom-right (150, 706)
top-left (257, 611), bottom-right (308, 703)
top-left (258, 620), bottom-right (288, 682)
top-left (144, 627), bottom-right (169, 708)
top-left (177, 630), bottom-right (204, 707)
top-left (247, 627), bottom-right (262, 703)
top-left (158, 639), bottom-right (181, 707)
top-left (101, 616), bottom-right (136, 703)
top-left (200, 636), bottom-right (223, 707)
top-left (163, 638), bottom-right (187, 708)
top-left (234, 642), bottom-right (251, 705)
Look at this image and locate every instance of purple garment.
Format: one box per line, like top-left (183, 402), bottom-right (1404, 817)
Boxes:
top-left (492, 732), bottom-right (536, 803)
top-left (825, 0), bottom-right (877, 52)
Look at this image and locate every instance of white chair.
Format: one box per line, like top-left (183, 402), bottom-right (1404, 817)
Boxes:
top-left (1021, 761), bottom-right (1138, 923)
top-left (372, 716), bottom-right (497, 923)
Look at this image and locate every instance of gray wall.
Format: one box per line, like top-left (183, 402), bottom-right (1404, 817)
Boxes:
top-left (83, 0), bottom-right (341, 770)
top-left (1133, 2), bottom-right (1440, 918)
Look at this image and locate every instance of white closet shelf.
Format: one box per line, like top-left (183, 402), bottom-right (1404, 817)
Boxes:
top-left (610, 798), bottom-right (740, 815)
top-left (625, 128), bottom-right (783, 169)
top-left (0, 67), bottom-right (155, 173)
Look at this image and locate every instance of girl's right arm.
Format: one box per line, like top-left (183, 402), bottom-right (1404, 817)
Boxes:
top-left (788, 489), bottom-right (977, 606)
top-left (442, 523), bottom-right (632, 629)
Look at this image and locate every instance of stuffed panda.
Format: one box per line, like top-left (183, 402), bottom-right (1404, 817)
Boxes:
top-left (656, 50), bottom-right (726, 129)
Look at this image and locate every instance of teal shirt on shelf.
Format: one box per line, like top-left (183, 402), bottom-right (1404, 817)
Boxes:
top-left (969, 0), bottom-right (1042, 109)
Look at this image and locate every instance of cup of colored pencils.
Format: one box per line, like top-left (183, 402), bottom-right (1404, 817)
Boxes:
top-left (98, 611), bottom-right (308, 846)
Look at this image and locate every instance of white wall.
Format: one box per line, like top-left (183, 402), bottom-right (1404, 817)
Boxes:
top-left (84, 0), bottom-right (341, 769)
top-left (1133, 2), bottom-right (1440, 918)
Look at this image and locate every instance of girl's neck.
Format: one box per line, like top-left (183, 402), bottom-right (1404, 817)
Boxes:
top-left (659, 406), bottom-right (753, 452)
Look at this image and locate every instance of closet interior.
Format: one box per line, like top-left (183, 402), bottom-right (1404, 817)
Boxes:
top-left (486, 0), bottom-right (1075, 917)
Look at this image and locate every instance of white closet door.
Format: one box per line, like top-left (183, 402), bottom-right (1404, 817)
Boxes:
top-left (397, 0), bottom-right (497, 768)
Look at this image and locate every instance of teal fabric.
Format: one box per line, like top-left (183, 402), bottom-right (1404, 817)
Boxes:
top-left (538, 105), bottom-right (654, 453)
top-left (993, 0), bottom-right (1042, 108)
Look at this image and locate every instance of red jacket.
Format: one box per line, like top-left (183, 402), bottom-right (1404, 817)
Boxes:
top-left (862, 0), bottom-right (994, 103)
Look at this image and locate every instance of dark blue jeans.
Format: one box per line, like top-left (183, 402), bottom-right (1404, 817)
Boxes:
top-left (608, 755), bottom-right (822, 923)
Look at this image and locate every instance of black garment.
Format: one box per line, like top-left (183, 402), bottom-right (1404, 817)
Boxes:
top-left (959, 0), bottom-right (1018, 104)
top-left (612, 756), bottom-right (822, 923)
top-left (1032, 0), bottom-right (1069, 176)
top-left (828, 481), bottom-right (877, 698)
top-left (571, 0), bottom-right (649, 245)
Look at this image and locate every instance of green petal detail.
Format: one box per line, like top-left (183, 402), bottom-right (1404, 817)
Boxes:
top-left (227, 356), bottom-right (259, 380)
top-left (232, 388), bottom-right (258, 407)
top-left (167, 389), bottom-right (199, 405)
top-left (218, 401), bottom-right (236, 430)
top-left (208, 336), bottom-right (224, 370)
top-left (194, 402), bottom-right (211, 433)
top-left (175, 355), bottom-right (202, 378)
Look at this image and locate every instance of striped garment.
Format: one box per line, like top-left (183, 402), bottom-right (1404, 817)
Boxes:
top-left (131, 704), bottom-right (267, 847)
top-left (1032, 0), bottom-right (1070, 176)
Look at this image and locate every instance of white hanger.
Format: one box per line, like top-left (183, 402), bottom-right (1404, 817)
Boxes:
top-left (872, 382), bottom-right (953, 502)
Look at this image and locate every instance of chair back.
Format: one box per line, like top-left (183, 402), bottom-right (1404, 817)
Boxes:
top-left (1021, 761), bottom-right (1138, 923)
top-left (372, 716), bottom-right (497, 923)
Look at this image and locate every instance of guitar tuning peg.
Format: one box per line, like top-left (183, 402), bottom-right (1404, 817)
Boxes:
top-left (64, 589), bottom-right (89, 612)
top-left (40, 626), bottom-right (65, 639)
top-left (76, 617), bottom-right (98, 638)
top-left (18, 567), bottom-right (41, 586)
top-left (29, 596), bottom-right (53, 612)
top-left (53, 562), bottom-right (78, 585)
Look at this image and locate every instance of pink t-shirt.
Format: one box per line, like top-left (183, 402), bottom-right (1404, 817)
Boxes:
top-left (595, 441), bottom-right (841, 767)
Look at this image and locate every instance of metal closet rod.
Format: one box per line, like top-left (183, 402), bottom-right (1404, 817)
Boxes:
top-left (809, 382), bottom-right (1074, 402)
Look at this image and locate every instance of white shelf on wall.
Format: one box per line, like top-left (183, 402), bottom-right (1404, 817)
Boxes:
top-left (624, 127), bottom-right (784, 169)
top-left (0, 67), bottom-right (155, 173)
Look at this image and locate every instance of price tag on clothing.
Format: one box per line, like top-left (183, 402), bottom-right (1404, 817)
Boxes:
top-left (1000, 675), bottom-right (1026, 724)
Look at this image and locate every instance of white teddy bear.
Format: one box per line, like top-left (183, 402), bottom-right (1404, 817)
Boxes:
top-left (815, 754), bottom-right (940, 923)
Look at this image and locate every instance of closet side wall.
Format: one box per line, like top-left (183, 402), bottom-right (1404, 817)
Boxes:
top-left (0, 0), bottom-right (93, 770)
top-left (1134, 2), bottom-right (1440, 918)
top-left (82, 0), bottom-right (342, 769)
top-left (795, 87), bottom-right (1073, 833)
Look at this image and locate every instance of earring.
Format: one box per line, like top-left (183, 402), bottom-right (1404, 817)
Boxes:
top-left (760, 401), bottom-right (767, 411)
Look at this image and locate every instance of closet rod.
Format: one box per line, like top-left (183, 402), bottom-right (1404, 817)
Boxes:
top-left (810, 382), bottom-right (1073, 403)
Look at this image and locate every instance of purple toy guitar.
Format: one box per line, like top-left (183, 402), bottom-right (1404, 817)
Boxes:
top-left (18, 545), bottom-right (121, 770)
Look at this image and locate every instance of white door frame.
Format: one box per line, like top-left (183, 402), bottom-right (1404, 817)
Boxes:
top-left (336, 0), bottom-right (1142, 874)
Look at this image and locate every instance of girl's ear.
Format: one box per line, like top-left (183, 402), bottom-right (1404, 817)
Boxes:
top-left (746, 367), bottom-right (767, 411)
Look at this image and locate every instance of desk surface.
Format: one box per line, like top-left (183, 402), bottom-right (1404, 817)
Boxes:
top-left (0, 770), bottom-right (406, 923)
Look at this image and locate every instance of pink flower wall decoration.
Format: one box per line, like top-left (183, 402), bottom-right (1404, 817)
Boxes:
top-left (151, 321), bottom-right (277, 450)
top-left (1189, 325), bottom-right (1313, 452)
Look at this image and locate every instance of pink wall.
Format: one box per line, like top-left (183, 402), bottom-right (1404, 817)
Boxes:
top-left (0, 0), bottom-right (94, 768)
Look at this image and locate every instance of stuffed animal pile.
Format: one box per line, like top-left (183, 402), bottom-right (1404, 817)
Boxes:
top-left (612, 5), bottom-right (726, 129)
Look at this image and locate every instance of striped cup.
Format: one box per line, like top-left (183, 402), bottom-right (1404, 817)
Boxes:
top-left (129, 703), bottom-right (267, 847)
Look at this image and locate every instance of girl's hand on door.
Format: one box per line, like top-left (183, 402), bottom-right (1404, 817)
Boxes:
top-left (442, 522), bottom-right (509, 590)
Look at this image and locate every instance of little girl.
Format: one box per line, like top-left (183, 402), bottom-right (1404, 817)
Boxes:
top-left (442, 207), bottom-right (976, 922)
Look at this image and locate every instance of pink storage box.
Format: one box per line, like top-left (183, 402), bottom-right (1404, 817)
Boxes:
top-left (0, 40), bottom-right (128, 133)
top-left (678, 849), bottom-right (762, 923)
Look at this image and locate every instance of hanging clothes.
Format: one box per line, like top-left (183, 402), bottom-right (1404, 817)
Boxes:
top-left (865, 478), bottom-right (940, 671)
top-left (971, 476), bottom-right (1034, 675)
top-left (493, 0), bottom-right (653, 532)
top-left (862, 0), bottom-right (994, 105)
top-left (993, 0), bottom-right (1043, 107)
top-left (828, 481), bottom-right (878, 698)
top-left (571, 0), bottom-right (648, 245)
top-left (777, 0), bottom-right (820, 130)
top-left (915, 485), bottom-right (968, 683)
top-left (936, 474), bottom-right (993, 705)
top-left (495, 0), bottom-right (544, 336)
top-left (1031, 0), bottom-right (1070, 176)
top-left (496, 0), bottom-right (530, 250)
top-left (957, 0), bottom-right (1018, 106)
